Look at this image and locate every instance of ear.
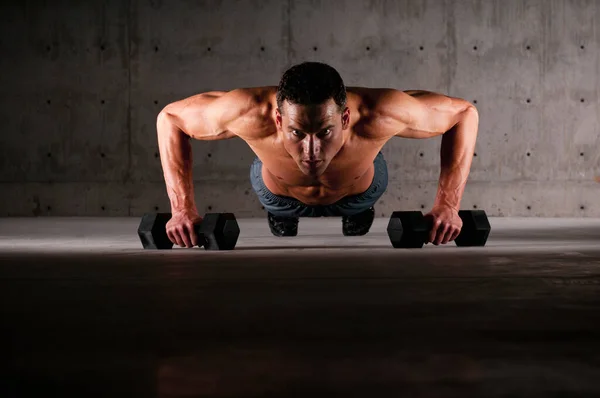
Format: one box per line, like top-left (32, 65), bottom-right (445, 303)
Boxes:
top-left (341, 107), bottom-right (350, 130)
top-left (275, 108), bottom-right (283, 130)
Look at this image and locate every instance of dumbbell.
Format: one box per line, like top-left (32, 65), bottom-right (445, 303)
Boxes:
top-left (138, 212), bottom-right (240, 250)
top-left (387, 210), bottom-right (491, 248)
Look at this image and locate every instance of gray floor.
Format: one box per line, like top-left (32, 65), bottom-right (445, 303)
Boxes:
top-left (1, 217), bottom-right (600, 397)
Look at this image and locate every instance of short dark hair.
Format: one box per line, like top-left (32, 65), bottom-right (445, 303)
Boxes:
top-left (276, 62), bottom-right (347, 113)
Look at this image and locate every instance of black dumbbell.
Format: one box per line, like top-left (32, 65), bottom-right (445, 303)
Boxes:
top-left (138, 212), bottom-right (240, 250)
top-left (387, 210), bottom-right (491, 248)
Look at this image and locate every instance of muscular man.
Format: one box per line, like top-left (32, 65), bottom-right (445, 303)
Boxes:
top-left (157, 62), bottom-right (479, 248)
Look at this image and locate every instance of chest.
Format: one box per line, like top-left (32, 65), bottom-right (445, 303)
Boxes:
top-left (248, 133), bottom-right (385, 189)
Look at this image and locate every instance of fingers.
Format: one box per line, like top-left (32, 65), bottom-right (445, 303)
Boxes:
top-left (167, 229), bottom-right (183, 247)
top-left (429, 222), bottom-right (461, 245)
top-left (167, 224), bottom-right (197, 248)
top-left (440, 226), bottom-right (455, 245)
top-left (450, 228), bottom-right (461, 243)
top-left (428, 219), bottom-right (440, 244)
top-left (433, 222), bottom-right (447, 245)
top-left (186, 223), bottom-right (198, 247)
top-left (438, 225), bottom-right (461, 245)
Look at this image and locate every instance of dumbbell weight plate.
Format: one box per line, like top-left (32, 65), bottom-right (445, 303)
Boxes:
top-left (386, 211), bottom-right (429, 248)
top-left (138, 213), bottom-right (174, 250)
top-left (199, 213), bottom-right (240, 250)
top-left (455, 210), bottom-right (491, 247)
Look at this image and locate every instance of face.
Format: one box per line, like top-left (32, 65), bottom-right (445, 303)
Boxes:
top-left (276, 99), bottom-right (350, 177)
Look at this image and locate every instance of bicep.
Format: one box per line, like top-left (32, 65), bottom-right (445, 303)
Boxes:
top-left (371, 89), bottom-right (474, 138)
top-left (161, 89), bottom-right (260, 140)
top-left (378, 90), bottom-right (475, 139)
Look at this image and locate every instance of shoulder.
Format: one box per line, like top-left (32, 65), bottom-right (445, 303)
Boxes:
top-left (345, 87), bottom-right (416, 139)
top-left (219, 86), bottom-right (277, 116)
top-left (220, 86), bottom-right (278, 140)
top-left (346, 86), bottom-right (417, 122)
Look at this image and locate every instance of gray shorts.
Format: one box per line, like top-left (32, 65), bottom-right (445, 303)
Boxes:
top-left (249, 152), bottom-right (388, 217)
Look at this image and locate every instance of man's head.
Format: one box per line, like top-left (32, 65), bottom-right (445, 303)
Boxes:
top-left (276, 62), bottom-right (350, 176)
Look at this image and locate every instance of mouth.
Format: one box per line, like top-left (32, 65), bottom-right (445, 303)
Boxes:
top-left (301, 160), bottom-right (323, 167)
top-left (302, 160), bottom-right (322, 164)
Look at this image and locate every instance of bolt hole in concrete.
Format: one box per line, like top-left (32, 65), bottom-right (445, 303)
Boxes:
top-left (526, 99), bottom-right (531, 103)
top-left (527, 152), bottom-right (531, 157)
top-left (208, 206), bottom-right (212, 211)
top-left (366, 46), bottom-right (370, 51)
top-left (46, 99), bottom-right (51, 104)
top-left (580, 98), bottom-right (585, 103)
top-left (527, 206), bottom-right (531, 210)
top-left (46, 206), bottom-right (51, 211)
top-left (313, 46), bottom-right (318, 51)
top-left (47, 153), bottom-right (52, 158)
top-left (419, 46), bottom-right (424, 51)
top-left (581, 45), bottom-right (585, 49)
top-left (260, 46), bottom-right (265, 51)
top-left (581, 206), bottom-right (585, 210)
top-left (526, 45), bottom-right (531, 50)
top-left (419, 152), bottom-right (423, 157)
top-left (154, 152), bottom-right (159, 158)
top-left (473, 205), bottom-right (478, 209)
top-left (473, 46), bottom-right (478, 50)
top-left (580, 152), bottom-right (584, 157)
top-left (100, 153), bottom-right (105, 158)
top-left (207, 47), bottom-right (211, 52)
top-left (473, 100), bottom-right (477, 104)
top-left (208, 153), bottom-right (212, 158)
top-left (474, 152), bottom-right (478, 157)
top-left (154, 100), bottom-right (158, 104)
top-left (101, 100), bottom-right (105, 104)
top-left (154, 206), bottom-right (159, 211)
top-left (101, 206), bottom-right (105, 211)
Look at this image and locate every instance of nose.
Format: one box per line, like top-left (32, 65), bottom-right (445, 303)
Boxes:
top-left (303, 136), bottom-right (320, 160)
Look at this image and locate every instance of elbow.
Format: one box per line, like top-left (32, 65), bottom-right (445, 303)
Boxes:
top-left (156, 105), bottom-right (178, 130)
top-left (462, 103), bottom-right (479, 124)
top-left (463, 100), bottom-right (478, 115)
top-left (465, 101), bottom-right (479, 116)
top-left (157, 103), bottom-right (175, 122)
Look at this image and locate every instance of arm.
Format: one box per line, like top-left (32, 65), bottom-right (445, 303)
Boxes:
top-left (156, 88), bottom-right (266, 214)
top-left (369, 89), bottom-right (479, 244)
top-left (399, 90), bottom-right (479, 211)
top-left (156, 88), bottom-right (270, 247)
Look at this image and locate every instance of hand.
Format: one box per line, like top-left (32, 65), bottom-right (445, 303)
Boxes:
top-left (423, 205), bottom-right (462, 245)
top-left (166, 209), bottom-right (203, 248)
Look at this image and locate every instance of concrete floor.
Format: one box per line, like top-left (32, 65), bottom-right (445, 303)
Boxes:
top-left (1, 217), bottom-right (600, 397)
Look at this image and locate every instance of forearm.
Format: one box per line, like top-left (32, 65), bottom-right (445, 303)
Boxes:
top-left (156, 112), bottom-right (197, 213)
top-left (434, 107), bottom-right (479, 210)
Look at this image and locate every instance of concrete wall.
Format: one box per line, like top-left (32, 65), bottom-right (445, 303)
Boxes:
top-left (1, 0), bottom-right (598, 217)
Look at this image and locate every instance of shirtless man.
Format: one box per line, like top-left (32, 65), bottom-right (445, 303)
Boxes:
top-left (157, 62), bottom-right (479, 248)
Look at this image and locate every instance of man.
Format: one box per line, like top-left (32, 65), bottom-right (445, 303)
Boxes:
top-left (156, 62), bottom-right (479, 248)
